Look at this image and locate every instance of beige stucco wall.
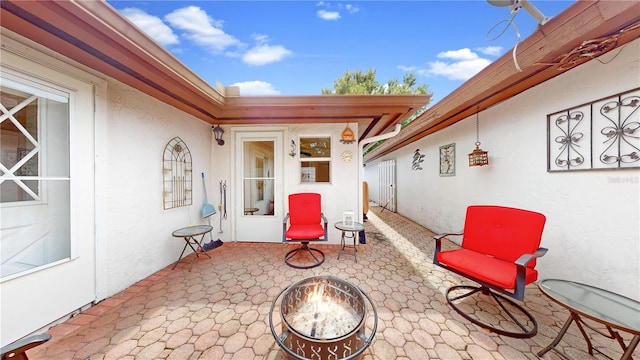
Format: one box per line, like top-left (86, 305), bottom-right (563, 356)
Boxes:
top-left (364, 38), bottom-right (640, 300)
top-left (210, 123), bottom-right (361, 245)
top-left (99, 80), bottom-right (215, 297)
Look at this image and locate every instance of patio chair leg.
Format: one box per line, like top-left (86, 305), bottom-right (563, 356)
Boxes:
top-left (445, 285), bottom-right (538, 338)
top-left (284, 243), bottom-right (325, 269)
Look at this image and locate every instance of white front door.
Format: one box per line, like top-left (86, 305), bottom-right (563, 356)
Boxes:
top-left (234, 131), bottom-right (283, 242)
top-left (0, 54), bottom-right (96, 346)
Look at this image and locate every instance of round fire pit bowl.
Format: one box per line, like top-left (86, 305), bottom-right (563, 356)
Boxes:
top-left (269, 275), bottom-right (378, 360)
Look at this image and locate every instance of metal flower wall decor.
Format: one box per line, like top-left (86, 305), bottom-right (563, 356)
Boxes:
top-left (548, 88), bottom-right (639, 171)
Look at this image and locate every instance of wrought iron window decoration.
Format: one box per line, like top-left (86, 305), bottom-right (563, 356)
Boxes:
top-left (340, 123), bottom-right (355, 144)
top-left (163, 137), bottom-right (193, 209)
top-left (412, 149), bottom-right (425, 170)
top-left (468, 110), bottom-right (489, 167)
top-left (212, 125), bottom-right (224, 146)
top-left (548, 88), bottom-right (640, 172)
top-left (439, 143), bottom-right (455, 176)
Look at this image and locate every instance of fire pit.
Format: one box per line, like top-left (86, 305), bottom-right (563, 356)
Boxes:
top-left (269, 275), bottom-right (378, 360)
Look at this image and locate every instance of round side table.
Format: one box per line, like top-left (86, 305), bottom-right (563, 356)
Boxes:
top-left (334, 221), bottom-right (364, 262)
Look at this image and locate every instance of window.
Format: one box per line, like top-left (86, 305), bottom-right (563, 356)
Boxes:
top-left (1, 76), bottom-right (71, 279)
top-left (299, 136), bottom-right (331, 183)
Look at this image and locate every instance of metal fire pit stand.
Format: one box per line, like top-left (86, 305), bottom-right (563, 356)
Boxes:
top-left (269, 276), bottom-right (378, 360)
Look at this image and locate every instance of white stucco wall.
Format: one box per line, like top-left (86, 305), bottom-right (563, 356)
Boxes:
top-left (211, 123), bottom-right (361, 245)
top-left (365, 39), bottom-right (640, 300)
top-left (99, 80), bottom-right (214, 297)
top-left (286, 123), bottom-right (361, 243)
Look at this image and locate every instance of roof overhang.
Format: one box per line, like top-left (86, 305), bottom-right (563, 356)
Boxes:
top-left (363, 0), bottom-right (640, 162)
top-left (0, 0), bottom-right (430, 142)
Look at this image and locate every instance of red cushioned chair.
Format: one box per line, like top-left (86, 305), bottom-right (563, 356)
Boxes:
top-left (433, 205), bottom-right (547, 338)
top-left (282, 193), bottom-right (328, 269)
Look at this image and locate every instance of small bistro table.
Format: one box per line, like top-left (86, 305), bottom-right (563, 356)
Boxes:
top-left (537, 279), bottom-right (640, 360)
top-left (334, 221), bottom-right (364, 263)
top-left (171, 225), bottom-right (213, 271)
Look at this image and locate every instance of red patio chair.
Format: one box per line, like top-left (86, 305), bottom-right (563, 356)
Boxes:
top-left (433, 205), bottom-right (547, 338)
top-left (282, 193), bottom-right (328, 269)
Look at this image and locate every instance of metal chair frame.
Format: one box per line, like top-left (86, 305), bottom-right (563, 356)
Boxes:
top-left (433, 205), bottom-right (547, 338)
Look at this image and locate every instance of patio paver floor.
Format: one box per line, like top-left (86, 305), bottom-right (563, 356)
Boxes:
top-left (25, 206), bottom-right (639, 359)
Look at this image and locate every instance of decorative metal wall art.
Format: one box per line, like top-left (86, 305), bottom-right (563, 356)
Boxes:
top-left (548, 88), bottom-right (640, 172)
top-left (439, 143), bottom-right (455, 176)
top-left (412, 149), bottom-right (425, 170)
top-left (163, 137), bottom-right (193, 209)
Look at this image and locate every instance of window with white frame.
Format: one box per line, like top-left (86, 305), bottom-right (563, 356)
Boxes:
top-left (299, 136), bottom-right (331, 183)
top-left (0, 75), bottom-right (71, 279)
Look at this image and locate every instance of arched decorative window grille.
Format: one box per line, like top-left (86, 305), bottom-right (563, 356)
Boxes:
top-left (163, 137), bottom-right (192, 209)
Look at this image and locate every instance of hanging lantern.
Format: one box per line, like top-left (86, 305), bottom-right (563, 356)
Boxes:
top-left (340, 124), bottom-right (355, 144)
top-left (469, 143), bottom-right (489, 166)
top-left (468, 111), bottom-right (489, 166)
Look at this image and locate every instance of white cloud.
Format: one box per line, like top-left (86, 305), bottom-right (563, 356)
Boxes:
top-left (477, 46), bottom-right (503, 56)
top-left (403, 48), bottom-right (494, 81)
top-left (243, 44), bottom-right (292, 66)
top-left (119, 5), bottom-right (291, 67)
top-left (345, 4), bottom-right (360, 14)
top-left (232, 81), bottom-right (281, 96)
top-left (120, 8), bottom-right (179, 46)
top-left (317, 10), bottom-right (341, 20)
top-left (398, 65), bottom-right (418, 72)
top-left (427, 57), bottom-right (492, 81)
top-left (316, 2), bottom-right (359, 20)
top-left (437, 48), bottom-right (479, 61)
top-left (164, 6), bottom-right (242, 54)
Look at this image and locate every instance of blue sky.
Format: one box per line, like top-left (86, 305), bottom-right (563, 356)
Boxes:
top-left (106, 1), bottom-right (573, 103)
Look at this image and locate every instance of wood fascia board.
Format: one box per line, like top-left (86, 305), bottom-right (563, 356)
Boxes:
top-left (223, 94), bottom-right (430, 107)
top-left (220, 95), bottom-right (430, 119)
top-left (215, 117), bottom-right (375, 125)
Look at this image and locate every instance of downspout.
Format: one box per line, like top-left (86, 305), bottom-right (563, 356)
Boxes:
top-left (357, 124), bottom-right (402, 223)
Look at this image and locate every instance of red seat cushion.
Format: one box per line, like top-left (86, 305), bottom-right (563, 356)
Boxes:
top-left (286, 224), bottom-right (325, 240)
top-left (437, 248), bottom-right (539, 289)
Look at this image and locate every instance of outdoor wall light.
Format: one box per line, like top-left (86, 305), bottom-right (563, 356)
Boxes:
top-left (289, 139), bottom-right (297, 157)
top-left (212, 125), bottom-right (224, 146)
top-left (468, 111), bottom-right (489, 167)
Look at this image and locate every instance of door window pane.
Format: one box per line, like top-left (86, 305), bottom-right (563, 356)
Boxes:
top-left (1, 78), bottom-right (71, 279)
top-left (242, 140), bottom-right (274, 216)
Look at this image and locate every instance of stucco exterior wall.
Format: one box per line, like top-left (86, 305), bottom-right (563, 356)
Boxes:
top-left (364, 39), bottom-right (640, 300)
top-left (100, 80), bottom-right (214, 297)
top-left (210, 123), bottom-right (361, 245)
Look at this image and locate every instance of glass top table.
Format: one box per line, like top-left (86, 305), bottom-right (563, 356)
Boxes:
top-left (335, 221), bottom-right (364, 263)
top-left (537, 279), bottom-right (640, 359)
top-left (171, 225), bottom-right (213, 272)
